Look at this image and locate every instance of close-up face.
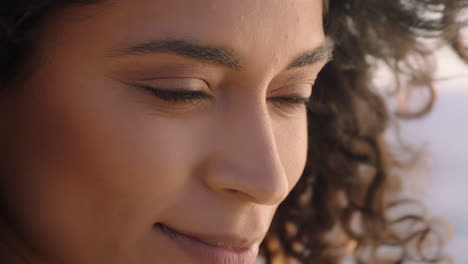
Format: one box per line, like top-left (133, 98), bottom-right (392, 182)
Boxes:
top-left (0, 0), bottom-right (328, 263)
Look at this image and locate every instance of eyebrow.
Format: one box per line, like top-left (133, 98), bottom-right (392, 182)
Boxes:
top-left (287, 39), bottom-right (334, 69)
top-left (112, 39), bottom-right (333, 70)
top-left (113, 40), bottom-right (242, 69)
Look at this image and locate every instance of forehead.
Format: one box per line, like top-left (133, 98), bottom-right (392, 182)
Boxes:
top-left (42, 0), bottom-right (325, 69)
top-left (102, 0), bottom-right (324, 33)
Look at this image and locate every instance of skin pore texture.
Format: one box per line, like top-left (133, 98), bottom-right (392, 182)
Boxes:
top-left (0, 0), bottom-right (328, 263)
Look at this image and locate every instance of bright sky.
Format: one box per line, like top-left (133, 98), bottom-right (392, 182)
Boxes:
top-left (399, 47), bottom-right (468, 263)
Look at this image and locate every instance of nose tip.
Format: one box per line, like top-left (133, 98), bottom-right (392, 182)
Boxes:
top-left (202, 109), bottom-right (290, 206)
top-left (203, 158), bottom-right (290, 206)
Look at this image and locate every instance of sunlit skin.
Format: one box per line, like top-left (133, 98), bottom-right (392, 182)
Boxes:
top-left (0, 0), bottom-right (329, 263)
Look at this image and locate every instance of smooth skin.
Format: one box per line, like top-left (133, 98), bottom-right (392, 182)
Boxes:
top-left (0, 0), bottom-right (328, 263)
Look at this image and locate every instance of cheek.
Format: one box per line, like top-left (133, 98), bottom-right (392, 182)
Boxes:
top-left (274, 115), bottom-right (309, 191)
top-left (1, 74), bottom-right (201, 261)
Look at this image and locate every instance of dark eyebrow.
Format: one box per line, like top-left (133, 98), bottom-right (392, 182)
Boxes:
top-left (112, 40), bottom-right (242, 70)
top-left (112, 38), bottom-right (333, 71)
top-left (287, 39), bottom-right (334, 69)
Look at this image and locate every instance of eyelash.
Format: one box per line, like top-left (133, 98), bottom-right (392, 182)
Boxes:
top-left (139, 86), bottom-right (210, 103)
top-left (138, 85), bottom-right (311, 109)
top-left (268, 96), bottom-right (311, 108)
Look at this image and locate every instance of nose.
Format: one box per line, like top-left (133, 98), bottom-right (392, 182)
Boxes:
top-left (202, 102), bottom-right (290, 206)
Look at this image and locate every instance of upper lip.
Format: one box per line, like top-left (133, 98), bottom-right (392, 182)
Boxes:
top-left (158, 223), bottom-right (262, 250)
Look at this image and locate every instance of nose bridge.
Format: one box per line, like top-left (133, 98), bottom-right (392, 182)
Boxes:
top-left (203, 103), bottom-right (290, 206)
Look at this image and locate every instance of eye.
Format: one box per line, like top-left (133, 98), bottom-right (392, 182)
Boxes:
top-left (267, 82), bottom-right (314, 113)
top-left (268, 96), bottom-right (311, 112)
top-left (135, 85), bottom-right (212, 104)
top-left (269, 96), bottom-right (311, 105)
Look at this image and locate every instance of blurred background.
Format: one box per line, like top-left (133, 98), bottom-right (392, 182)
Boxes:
top-left (257, 45), bottom-right (468, 264)
top-left (398, 46), bottom-right (468, 263)
top-left (338, 44), bottom-right (468, 264)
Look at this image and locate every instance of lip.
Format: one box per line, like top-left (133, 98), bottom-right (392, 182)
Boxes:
top-left (155, 223), bottom-right (259, 264)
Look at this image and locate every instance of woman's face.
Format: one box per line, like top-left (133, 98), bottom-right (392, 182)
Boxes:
top-left (0, 0), bottom-right (328, 263)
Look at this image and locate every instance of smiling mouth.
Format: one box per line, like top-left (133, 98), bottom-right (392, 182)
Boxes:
top-left (155, 223), bottom-right (257, 250)
top-left (154, 223), bottom-right (259, 264)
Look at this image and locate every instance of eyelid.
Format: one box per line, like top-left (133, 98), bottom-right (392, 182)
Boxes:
top-left (266, 96), bottom-right (310, 116)
top-left (268, 83), bottom-right (314, 99)
top-left (135, 85), bottom-right (211, 103)
top-left (134, 77), bottom-right (210, 92)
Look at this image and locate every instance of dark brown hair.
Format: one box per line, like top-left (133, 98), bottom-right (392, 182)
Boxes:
top-left (1, 1), bottom-right (467, 263)
top-left (267, 1), bottom-right (467, 263)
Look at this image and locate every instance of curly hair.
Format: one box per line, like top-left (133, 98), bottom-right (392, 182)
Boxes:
top-left (267, 1), bottom-right (468, 263)
top-left (0, 1), bottom-right (467, 264)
